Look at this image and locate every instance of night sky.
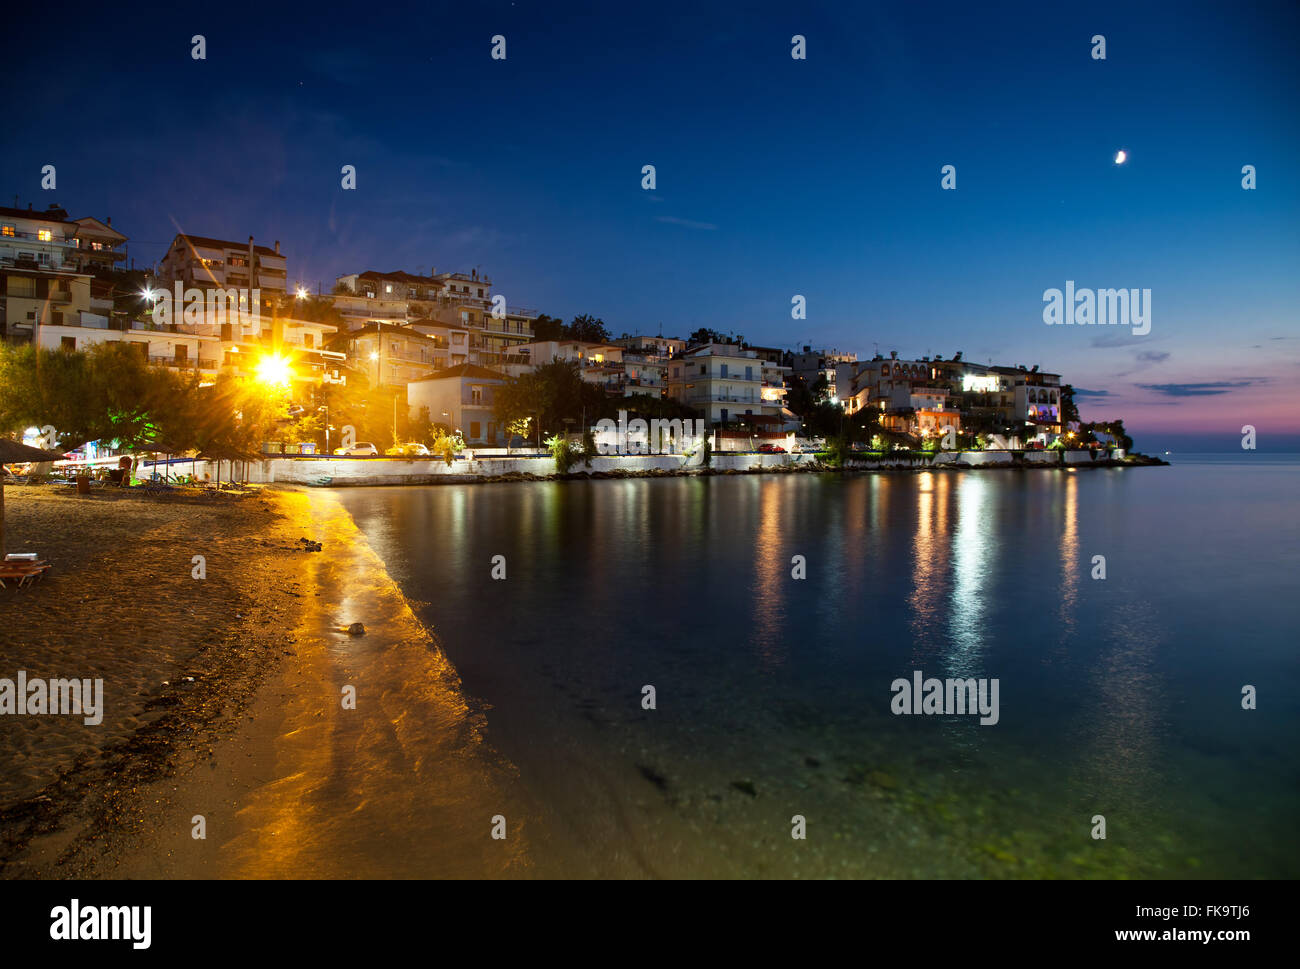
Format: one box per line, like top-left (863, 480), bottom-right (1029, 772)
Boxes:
top-left (6, 0), bottom-right (1298, 450)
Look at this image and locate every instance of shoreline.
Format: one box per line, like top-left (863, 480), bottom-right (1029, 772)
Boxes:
top-left (242, 452), bottom-right (1168, 488)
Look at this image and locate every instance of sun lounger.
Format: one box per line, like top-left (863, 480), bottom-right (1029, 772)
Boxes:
top-left (0, 561), bottom-right (51, 589)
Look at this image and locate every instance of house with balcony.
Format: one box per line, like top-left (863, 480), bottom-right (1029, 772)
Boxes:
top-left (156, 233), bottom-right (288, 323)
top-left (0, 204), bottom-right (94, 342)
top-left (2, 268), bottom-right (94, 343)
top-left (667, 342), bottom-right (786, 426)
top-left (330, 322), bottom-right (447, 389)
top-left (332, 268), bottom-right (537, 364)
top-left (406, 363), bottom-right (508, 445)
top-left (34, 314), bottom-right (224, 374)
top-left (0, 203), bottom-right (81, 271)
top-left (70, 217), bottom-right (128, 274)
top-left (790, 346), bottom-right (858, 402)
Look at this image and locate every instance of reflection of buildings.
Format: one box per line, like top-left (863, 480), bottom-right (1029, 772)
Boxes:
top-left (946, 476), bottom-right (994, 676)
top-left (909, 473), bottom-right (950, 645)
top-left (750, 480), bottom-right (790, 671)
top-left (1057, 473), bottom-right (1079, 635)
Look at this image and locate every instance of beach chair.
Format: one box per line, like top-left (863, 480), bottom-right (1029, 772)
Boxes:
top-left (0, 559), bottom-right (51, 589)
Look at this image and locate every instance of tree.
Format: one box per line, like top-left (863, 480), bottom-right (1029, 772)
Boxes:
top-left (566, 314), bottom-right (609, 343)
top-left (430, 428), bottom-right (464, 466)
top-left (506, 416), bottom-right (532, 454)
top-left (288, 295), bottom-right (345, 328)
top-left (0, 343), bottom-right (200, 452)
top-left (1060, 384), bottom-right (1081, 427)
top-left (686, 327), bottom-right (746, 347)
top-left (493, 360), bottom-right (610, 438)
top-left (532, 314), bottom-right (564, 341)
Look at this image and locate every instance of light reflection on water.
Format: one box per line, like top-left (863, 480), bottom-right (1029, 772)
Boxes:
top-left (333, 464), bottom-right (1299, 878)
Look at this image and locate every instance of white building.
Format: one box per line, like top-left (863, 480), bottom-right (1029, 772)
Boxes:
top-left (406, 363), bottom-right (509, 445)
top-left (667, 343), bottom-right (786, 426)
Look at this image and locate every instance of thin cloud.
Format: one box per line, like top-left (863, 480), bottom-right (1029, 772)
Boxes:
top-left (1090, 332), bottom-right (1148, 348)
top-left (654, 215), bottom-right (718, 230)
top-left (1137, 380), bottom-right (1261, 398)
top-left (1071, 388), bottom-right (1111, 398)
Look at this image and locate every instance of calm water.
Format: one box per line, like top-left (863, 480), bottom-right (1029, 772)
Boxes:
top-left (334, 457), bottom-right (1299, 878)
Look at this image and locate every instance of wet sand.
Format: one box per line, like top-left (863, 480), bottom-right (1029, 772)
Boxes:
top-left (106, 490), bottom-right (532, 879)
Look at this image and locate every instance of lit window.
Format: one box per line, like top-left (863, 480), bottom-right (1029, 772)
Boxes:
top-left (37, 229), bottom-right (53, 242)
top-left (1, 225), bottom-right (13, 237)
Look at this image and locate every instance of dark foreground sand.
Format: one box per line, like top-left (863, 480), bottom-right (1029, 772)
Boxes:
top-left (1, 484), bottom-right (528, 879)
top-left (0, 484), bottom-right (316, 877)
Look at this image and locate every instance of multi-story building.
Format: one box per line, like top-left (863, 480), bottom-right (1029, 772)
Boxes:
top-left (612, 334), bottom-right (687, 359)
top-left (0, 204), bottom-right (90, 342)
top-left (2, 269), bottom-right (93, 343)
top-left (790, 346), bottom-right (857, 402)
top-left (667, 342), bottom-right (786, 426)
top-left (330, 322), bottom-right (450, 388)
top-left (156, 234), bottom-right (288, 320)
top-left (34, 315), bottom-right (224, 374)
top-left (70, 217), bottom-right (128, 274)
top-left (0, 203), bottom-right (80, 271)
top-left (332, 268), bottom-right (537, 366)
top-left (998, 366), bottom-right (1062, 434)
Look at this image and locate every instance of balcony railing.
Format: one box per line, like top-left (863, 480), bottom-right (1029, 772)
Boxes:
top-left (149, 356), bottom-right (221, 370)
top-left (686, 394), bottom-right (760, 405)
top-left (1, 230), bottom-right (76, 246)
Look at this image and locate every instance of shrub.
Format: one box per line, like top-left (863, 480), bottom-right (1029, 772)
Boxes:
top-left (546, 433), bottom-right (576, 474)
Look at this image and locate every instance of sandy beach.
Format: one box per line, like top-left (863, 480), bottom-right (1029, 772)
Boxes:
top-left (1, 483), bottom-right (530, 879)
top-left (0, 484), bottom-right (317, 876)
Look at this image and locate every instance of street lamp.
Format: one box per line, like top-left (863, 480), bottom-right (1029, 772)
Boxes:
top-left (255, 353), bottom-right (293, 389)
top-left (317, 404), bottom-right (330, 454)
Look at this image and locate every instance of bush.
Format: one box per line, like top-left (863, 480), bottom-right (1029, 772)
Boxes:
top-left (431, 429), bottom-right (464, 466)
top-left (546, 433), bottom-right (577, 474)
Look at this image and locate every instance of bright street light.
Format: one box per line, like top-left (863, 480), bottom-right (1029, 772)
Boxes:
top-left (255, 354), bottom-right (293, 388)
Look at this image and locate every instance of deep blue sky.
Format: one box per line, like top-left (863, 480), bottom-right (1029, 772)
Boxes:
top-left (6, 0), bottom-right (1298, 450)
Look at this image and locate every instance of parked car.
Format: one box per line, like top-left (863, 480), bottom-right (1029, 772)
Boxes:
top-left (335, 442), bottom-right (378, 456)
top-left (385, 442), bottom-right (430, 456)
top-left (757, 443), bottom-right (786, 454)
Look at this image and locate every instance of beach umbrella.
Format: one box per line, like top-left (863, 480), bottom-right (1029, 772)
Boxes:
top-left (0, 439), bottom-right (68, 557)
